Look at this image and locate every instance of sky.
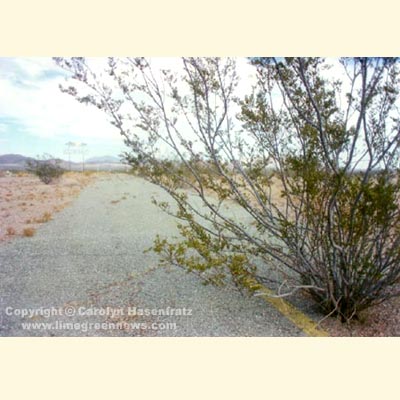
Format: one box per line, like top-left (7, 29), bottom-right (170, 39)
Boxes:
top-left (0, 57), bottom-right (257, 162)
top-left (0, 58), bottom-right (129, 161)
top-left (1, 57), bottom-right (363, 166)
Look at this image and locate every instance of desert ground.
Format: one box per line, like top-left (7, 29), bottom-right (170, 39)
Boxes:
top-left (0, 171), bottom-right (95, 242)
top-left (1, 171), bottom-right (399, 336)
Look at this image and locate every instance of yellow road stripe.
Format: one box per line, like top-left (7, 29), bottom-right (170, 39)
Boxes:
top-left (248, 279), bottom-right (329, 337)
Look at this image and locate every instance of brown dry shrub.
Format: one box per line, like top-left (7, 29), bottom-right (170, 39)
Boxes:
top-left (35, 212), bottom-right (52, 223)
top-left (23, 227), bottom-right (36, 237)
top-left (6, 227), bottom-right (16, 235)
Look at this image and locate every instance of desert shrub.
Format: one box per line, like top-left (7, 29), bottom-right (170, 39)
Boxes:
top-left (22, 227), bottom-right (36, 237)
top-left (56, 57), bottom-right (400, 323)
top-left (26, 154), bottom-right (65, 184)
top-left (6, 227), bottom-right (16, 236)
top-left (34, 212), bottom-right (52, 223)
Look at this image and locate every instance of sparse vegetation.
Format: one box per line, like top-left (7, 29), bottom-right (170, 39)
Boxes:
top-left (35, 212), bottom-right (52, 223)
top-left (22, 227), bottom-right (36, 237)
top-left (0, 171), bottom-right (96, 242)
top-left (26, 154), bottom-right (65, 184)
top-left (6, 227), bottom-right (16, 236)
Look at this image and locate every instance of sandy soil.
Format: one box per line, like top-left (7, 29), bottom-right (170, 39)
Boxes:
top-left (0, 171), bottom-right (96, 242)
top-left (320, 287), bottom-right (400, 336)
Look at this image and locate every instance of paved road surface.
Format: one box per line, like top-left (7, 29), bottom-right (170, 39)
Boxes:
top-left (0, 174), bottom-right (305, 336)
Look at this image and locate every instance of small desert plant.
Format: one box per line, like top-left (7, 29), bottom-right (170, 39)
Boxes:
top-left (6, 227), bottom-right (16, 236)
top-left (26, 154), bottom-right (65, 184)
top-left (35, 212), bottom-right (52, 223)
top-left (22, 227), bottom-right (36, 237)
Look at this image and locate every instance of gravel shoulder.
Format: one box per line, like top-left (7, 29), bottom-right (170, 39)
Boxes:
top-left (0, 174), bottom-right (307, 336)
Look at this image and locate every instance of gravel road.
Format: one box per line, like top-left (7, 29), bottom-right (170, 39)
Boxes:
top-left (0, 174), bottom-right (305, 336)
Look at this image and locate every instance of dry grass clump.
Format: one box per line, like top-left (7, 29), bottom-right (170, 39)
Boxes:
top-left (22, 227), bottom-right (36, 237)
top-left (34, 212), bottom-right (52, 223)
top-left (6, 227), bottom-right (16, 236)
top-left (53, 205), bottom-right (63, 212)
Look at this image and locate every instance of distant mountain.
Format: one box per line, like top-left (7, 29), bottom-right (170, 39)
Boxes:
top-left (0, 154), bottom-right (72, 166)
top-left (85, 156), bottom-right (122, 164)
top-left (0, 154), bottom-right (34, 164)
top-left (0, 154), bottom-right (72, 170)
top-left (0, 153), bottom-right (127, 171)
